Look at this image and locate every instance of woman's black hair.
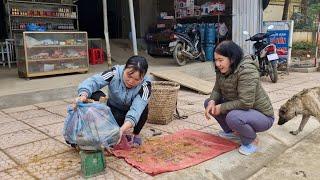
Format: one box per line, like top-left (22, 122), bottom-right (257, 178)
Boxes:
top-left (214, 40), bottom-right (244, 72)
top-left (125, 56), bottom-right (148, 78)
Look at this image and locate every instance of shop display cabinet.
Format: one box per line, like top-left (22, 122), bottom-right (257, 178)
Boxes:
top-left (5, 0), bottom-right (78, 38)
top-left (15, 31), bottom-right (89, 78)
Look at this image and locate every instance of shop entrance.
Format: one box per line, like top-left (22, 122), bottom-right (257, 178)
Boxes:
top-left (0, 2), bottom-right (6, 40)
top-left (107, 0), bottom-right (130, 39)
top-left (76, 0), bottom-right (130, 39)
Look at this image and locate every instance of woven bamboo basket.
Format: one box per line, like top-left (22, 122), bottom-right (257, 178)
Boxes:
top-left (148, 81), bottom-right (180, 125)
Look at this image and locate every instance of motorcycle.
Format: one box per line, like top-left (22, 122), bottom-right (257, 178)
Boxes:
top-left (243, 25), bottom-right (279, 83)
top-left (169, 24), bottom-right (206, 66)
top-left (145, 27), bottom-right (175, 56)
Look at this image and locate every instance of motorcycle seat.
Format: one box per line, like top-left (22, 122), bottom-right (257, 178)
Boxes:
top-left (176, 32), bottom-right (192, 41)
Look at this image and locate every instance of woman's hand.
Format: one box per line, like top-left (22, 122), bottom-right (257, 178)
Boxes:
top-left (72, 95), bottom-right (87, 110)
top-left (117, 129), bottom-right (124, 144)
top-left (116, 121), bottom-right (133, 144)
top-left (205, 100), bottom-right (215, 120)
top-left (75, 95), bottom-right (87, 103)
top-left (213, 104), bottom-right (221, 116)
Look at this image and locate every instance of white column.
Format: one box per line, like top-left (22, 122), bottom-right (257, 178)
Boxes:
top-left (128, 0), bottom-right (138, 55)
top-left (287, 20), bottom-right (294, 73)
top-left (315, 22), bottom-right (320, 67)
top-left (102, 0), bottom-right (112, 67)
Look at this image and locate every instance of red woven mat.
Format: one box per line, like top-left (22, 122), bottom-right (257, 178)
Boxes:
top-left (112, 129), bottom-right (239, 176)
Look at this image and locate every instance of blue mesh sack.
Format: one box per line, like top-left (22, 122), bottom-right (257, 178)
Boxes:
top-left (63, 102), bottom-right (120, 151)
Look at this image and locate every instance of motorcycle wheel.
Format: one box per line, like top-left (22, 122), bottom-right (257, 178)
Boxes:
top-left (147, 44), bottom-right (156, 56)
top-left (173, 43), bottom-right (187, 66)
top-left (268, 62), bottom-right (278, 83)
top-left (200, 49), bottom-right (206, 62)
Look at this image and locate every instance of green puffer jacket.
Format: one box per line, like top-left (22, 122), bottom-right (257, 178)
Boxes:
top-left (209, 55), bottom-right (274, 117)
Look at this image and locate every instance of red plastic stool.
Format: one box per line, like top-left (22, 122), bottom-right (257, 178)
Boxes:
top-left (89, 48), bottom-right (104, 65)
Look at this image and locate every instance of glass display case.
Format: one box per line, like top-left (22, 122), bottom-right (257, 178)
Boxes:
top-left (15, 31), bottom-right (88, 78)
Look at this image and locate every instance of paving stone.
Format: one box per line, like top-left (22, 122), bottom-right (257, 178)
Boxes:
top-left (267, 90), bottom-right (298, 103)
top-left (261, 82), bottom-right (290, 93)
top-left (154, 166), bottom-right (220, 180)
top-left (283, 76), bottom-right (316, 84)
top-left (139, 125), bottom-right (170, 140)
top-left (0, 114), bottom-right (16, 124)
top-left (34, 100), bottom-right (68, 108)
top-left (66, 175), bottom-right (85, 180)
top-left (301, 82), bottom-right (319, 88)
top-left (66, 167), bottom-right (131, 180)
top-left (45, 105), bottom-right (68, 117)
top-left (38, 122), bottom-right (64, 137)
top-left (8, 109), bottom-right (51, 121)
top-left (177, 90), bottom-right (194, 97)
top-left (272, 99), bottom-right (288, 111)
top-left (54, 134), bottom-right (67, 144)
top-left (5, 138), bottom-right (70, 164)
top-left (179, 101), bottom-right (206, 113)
top-left (0, 111), bottom-right (16, 123)
top-left (249, 129), bottom-right (320, 180)
top-left (276, 73), bottom-right (301, 80)
top-left (315, 77), bottom-right (320, 82)
top-left (176, 107), bottom-right (199, 116)
top-left (24, 151), bottom-right (80, 179)
top-left (288, 83), bottom-right (319, 92)
top-left (107, 158), bottom-right (153, 180)
top-left (267, 115), bottom-right (320, 146)
top-left (177, 99), bottom-right (194, 106)
top-left (21, 114), bottom-right (64, 127)
top-left (183, 112), bottom-right (215, 126)
top-left (178, 93), bottom-right (208, 103)
top-left (0, 129), bottom-right (48, 149)
top-left (148, 120), bottom-right (203, 133)
top-left (309, 72), bottom-right (320, 78)
top-left (198, 124), bottom-right (224, 135)
top-left (0, 167), bottom-right (34, 180)
top-left (0, 121), bottom-right (31, 136)
top-left (198, 125), bottom-right (242, 145)
top-left (0, 151), bottom-right (17, 171)
top-left (63, 98), bottom-right (75, 104)
top-left (1, 105), bottom-right (38, 114)
top-left (104, 155), bottom-right (121, 163)
top-left (180, 87), bottom-right (212, 95)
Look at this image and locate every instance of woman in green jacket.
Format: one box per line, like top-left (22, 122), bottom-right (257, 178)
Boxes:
top-left (204, 41), bottom-right (274, 155)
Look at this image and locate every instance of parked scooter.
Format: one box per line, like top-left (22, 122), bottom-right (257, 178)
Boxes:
top-left (243, 25), bottom-right (279, 83)
top-left (169, 24), bottom-right (206, 66)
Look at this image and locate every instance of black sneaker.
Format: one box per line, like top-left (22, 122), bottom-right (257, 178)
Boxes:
top-left (65, 140), bottom-right (77, 148)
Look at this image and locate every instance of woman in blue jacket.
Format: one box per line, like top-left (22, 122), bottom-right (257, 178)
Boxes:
top-left (77, 56), bottom-right (151, 146)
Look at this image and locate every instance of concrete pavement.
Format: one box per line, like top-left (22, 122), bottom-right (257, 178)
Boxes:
top-left (0, 68), bottom-right (319, 179)
top-left (249, 128), bottom-right (320, 180)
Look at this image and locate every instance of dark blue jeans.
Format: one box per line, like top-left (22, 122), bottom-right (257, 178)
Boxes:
top-left (204, 98), bottom-right (274, 145)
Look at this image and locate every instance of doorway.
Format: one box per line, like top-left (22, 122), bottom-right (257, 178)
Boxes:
top-left (76, 0), bottom-right (131, 39)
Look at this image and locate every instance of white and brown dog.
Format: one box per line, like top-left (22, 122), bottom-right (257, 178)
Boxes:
top-left (278, 87), bottom-right (320, 135)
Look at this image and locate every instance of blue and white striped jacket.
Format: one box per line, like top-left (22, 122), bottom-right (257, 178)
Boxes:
top-left (78, 65), bottom-right (151, 127)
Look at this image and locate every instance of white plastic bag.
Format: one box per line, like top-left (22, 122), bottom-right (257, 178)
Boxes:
top-left (63, 102), bottom-right (120, 150)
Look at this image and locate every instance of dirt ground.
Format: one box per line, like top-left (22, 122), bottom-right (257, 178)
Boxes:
top-left (292, 49), bottom-right (316, 61)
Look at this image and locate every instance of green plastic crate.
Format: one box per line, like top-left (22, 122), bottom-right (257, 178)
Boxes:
top-left (80, 150), bottom-right (106, 178)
